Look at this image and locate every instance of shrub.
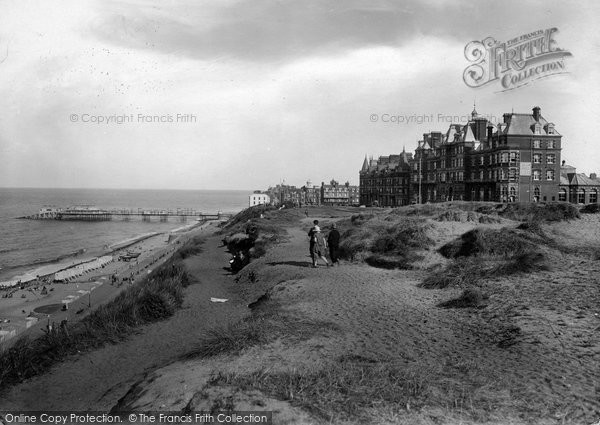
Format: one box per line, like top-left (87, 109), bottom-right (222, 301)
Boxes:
top-left (580, 203), bottom-right (600, 214)
top-left (350, 214), bottom-right (374, 226)
top-left (438, 228), bottom-right (538, 259)
top-left (499, 202), bottom-right (579, 222)
top-left (420, 257), bottom-right (479, 289)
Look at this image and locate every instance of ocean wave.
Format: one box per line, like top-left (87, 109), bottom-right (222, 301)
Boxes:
top-left (3, 248), bottom-right (88, 271)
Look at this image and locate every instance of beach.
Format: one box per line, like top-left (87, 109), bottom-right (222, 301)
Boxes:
top-left (0, 221), bottom-right (218, 346)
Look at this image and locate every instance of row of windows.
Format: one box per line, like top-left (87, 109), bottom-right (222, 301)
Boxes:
top-left (361, 178), bottom-right (409, 186)
top-left (532, 170), bottom-right (555, 181)
top-left (532, 139), bottom-right (557, 148)
top-left (558, 188), bottom-right (599, 203)
top-left (533, 153), bottom-right (556, 164)
top-left (363, 188), bottom-right (409, 194)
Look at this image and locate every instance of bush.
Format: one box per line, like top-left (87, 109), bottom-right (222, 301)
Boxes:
top-left (580, 203), bottom-right (600, 214)
top-left (438, 228), bottom-right (538, 259)
top-left (350, 214), bottom-right (374, 226)
top-left (499, 202), bottom-right (579, 222)
top-left (337, 214), bottom-right (433, 270)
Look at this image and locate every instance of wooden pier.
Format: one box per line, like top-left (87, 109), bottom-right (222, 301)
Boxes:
top-left (18, 207), bottom-right (232, 222)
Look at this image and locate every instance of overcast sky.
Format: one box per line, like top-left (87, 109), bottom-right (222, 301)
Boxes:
top-left (1, 0), bottom-right (599, 190)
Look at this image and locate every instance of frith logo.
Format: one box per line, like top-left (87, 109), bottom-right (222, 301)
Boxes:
top-left (463, 28), bottom-right (572, 91)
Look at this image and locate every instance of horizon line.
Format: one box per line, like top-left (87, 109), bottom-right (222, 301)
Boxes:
top-left (0, 186), bottom-right (255, 192)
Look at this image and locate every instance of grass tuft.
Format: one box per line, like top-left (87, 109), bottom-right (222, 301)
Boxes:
top-left (209, 360), bottom-right (433, 421)
top-left (438, 288), bottom-right (487, 309)
top-left (337, 214), bottom-right (433, 268)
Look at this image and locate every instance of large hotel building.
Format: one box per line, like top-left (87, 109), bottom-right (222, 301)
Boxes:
top-left (360, 106), bottom-right (600, 206)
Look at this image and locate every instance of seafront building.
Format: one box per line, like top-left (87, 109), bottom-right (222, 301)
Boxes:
top-left (249, 192), bottom-right (270, 207)
top-left (360, 106), bottom-right (600, 206)
top-left (263, 179), bottom-right (359, 207)
top-left (320, 180), bottom-right (360, 206)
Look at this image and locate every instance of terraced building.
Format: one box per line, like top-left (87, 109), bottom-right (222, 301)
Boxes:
top-left (360, 106), bottom-right (578, 205)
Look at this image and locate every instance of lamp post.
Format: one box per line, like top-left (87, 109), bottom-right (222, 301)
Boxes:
top-left (418, 153), bottom-right (422, 204)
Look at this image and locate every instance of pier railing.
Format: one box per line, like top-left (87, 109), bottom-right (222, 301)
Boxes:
top-left (18, 209), bottom-right (233, 222)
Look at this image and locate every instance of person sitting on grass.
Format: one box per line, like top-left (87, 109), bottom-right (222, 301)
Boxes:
top-left (308, 221), bottom-right (330, 268)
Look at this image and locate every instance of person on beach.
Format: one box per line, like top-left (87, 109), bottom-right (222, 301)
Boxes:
top-left (308, 220), bottom-right (330, 268)
top-left (327, 223), bottom-right (341, 266)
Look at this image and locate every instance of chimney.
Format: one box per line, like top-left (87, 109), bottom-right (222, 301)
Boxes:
top-left (532, 106), bottom-right (541, 122)
top-left (503, 113), bottom-right (511, 123)
top-left (591, 173), bottom-right (597, 180)
top-left (561, 160), bottom-right (566, 166)
top-left (487, 123), bottom-right (494, 141)
top-left (473, 118), bottom-right (487, 141)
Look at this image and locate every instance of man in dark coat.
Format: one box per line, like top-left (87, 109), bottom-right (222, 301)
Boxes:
top-left (327, 222), bottom-right (341, 265)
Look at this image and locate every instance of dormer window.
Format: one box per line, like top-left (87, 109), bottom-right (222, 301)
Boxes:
top-left (534, 123), bottom-right (542, 135)
top-left (547, 123), bottom-right (555, 134)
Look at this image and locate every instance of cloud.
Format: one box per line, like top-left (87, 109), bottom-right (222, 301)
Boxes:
top-left (1, 0), bottom-right (600, 189)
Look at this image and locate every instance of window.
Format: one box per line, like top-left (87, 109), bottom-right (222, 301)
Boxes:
top-left (547, 154), bottom-right (556, 164)
top-left (480, 171), bottom-right (484, 180)
top-left (533, 153), bottom-right (542, 164)
top-left (547, 140), bottom-right (555, 149)
top-left (533, 140), bottom-right (541, 148)
top-left (480, 156), bottom-right (484, 165)
top-left (559, 189), bottom-right (567, 202)
top-left (501, 152), bottom-right (508, 163)
top-left (546, 170), bottom-right (555, 181)
top-left (510, 152), bottom-right (517, 163)
top-left (578, 189), bottom-right (586, 204)
top-left (590, 189), bottom-right (598, 204)
top-left (534, 124), bottom-right (541, 135)
top-left (533, 169), bottom-right (541, 181)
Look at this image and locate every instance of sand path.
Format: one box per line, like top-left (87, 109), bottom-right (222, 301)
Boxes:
top-left (0, 232), bottom-right (250, 411)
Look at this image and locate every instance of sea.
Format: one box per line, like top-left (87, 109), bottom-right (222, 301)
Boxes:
top-left (0, 188), bottom-right (250, 284)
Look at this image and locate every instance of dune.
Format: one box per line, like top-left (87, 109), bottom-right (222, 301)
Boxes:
top-left (1, 206), bottom-right (598, 424)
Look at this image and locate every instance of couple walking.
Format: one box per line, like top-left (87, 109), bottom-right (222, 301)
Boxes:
top-left (308, 220), bottom-right (340, 268)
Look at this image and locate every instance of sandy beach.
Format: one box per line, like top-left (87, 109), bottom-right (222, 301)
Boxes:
top-left (0, 206), bottom-right (599, 424)
top-left (0, 221), bottom-right (218, 346)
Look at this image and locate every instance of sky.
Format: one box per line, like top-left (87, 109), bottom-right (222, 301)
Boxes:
top-left (1, 0), bottom-right (599, 190)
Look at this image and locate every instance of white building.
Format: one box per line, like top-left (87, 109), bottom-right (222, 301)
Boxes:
top-left (249, 193), bottom-right (270, 207)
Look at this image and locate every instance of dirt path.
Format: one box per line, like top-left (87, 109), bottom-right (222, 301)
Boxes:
top-left (0, 232), bottom-right (251, 411)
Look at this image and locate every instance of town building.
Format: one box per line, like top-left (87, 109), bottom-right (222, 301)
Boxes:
top-left (359, 150), bottom-right (412, 206)
top-left (249, 192), bottom-right (270, 207)
top-left (559, 163), bottom-right (600, 204)
top-left (320, 180), bottom-right (360, 206)
top-left (265, 183), bottom-right (321, 207)
top-left (360, 106), bottom-right (598, 206)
